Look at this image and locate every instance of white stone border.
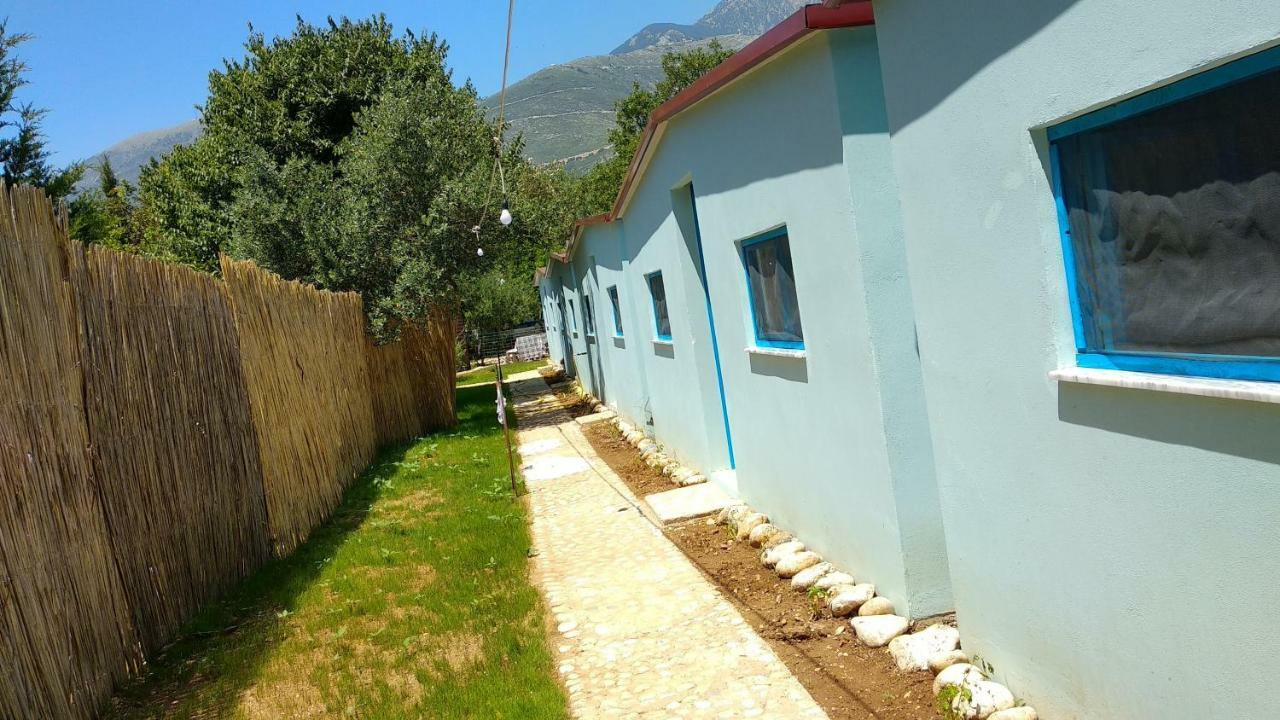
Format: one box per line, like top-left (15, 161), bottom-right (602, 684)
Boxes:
top-left (579, 384), bottom-right (1040, 719)
top-left (577, 391), bottom-right (708, 488)
top-left (713, 504), bottom-right (1038, 720)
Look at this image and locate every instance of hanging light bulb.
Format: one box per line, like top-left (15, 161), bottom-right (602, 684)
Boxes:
top-left (499, 198), bottom-right (513, 226)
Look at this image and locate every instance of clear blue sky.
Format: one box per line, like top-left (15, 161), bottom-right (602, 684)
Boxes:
top-left (2, 0), bottom-right (717, 166)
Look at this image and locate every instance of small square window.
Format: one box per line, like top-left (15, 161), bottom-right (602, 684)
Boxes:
top-left (583, 294), bottom-right (596, 336)
top-left (608, 286), bottom-right (624, 336)
top-left (647, 272), bottom-right (672, 341)
top-left (1050, 46), bottom-right (1280, 381)
top-left (742, 228), bottom-right (803, 349)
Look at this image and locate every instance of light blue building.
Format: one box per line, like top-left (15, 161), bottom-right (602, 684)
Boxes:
top-left (538, 2), bottom-right (952, 621)
top-left (540, 1), bottom-right (1280, 715)
top-left (870, 0), bottom-right (1280, 717)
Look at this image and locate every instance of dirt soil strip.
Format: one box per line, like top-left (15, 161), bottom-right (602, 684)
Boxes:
top-left (581, 422), bottom-right (938, 720)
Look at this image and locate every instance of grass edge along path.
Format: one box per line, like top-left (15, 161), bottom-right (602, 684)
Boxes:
top-left (456, 359), bottom-right (547, 387)
top-left (106, 384), bottom-right (567, 720)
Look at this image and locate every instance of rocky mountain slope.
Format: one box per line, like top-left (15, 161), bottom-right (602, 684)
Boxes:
top-left (76, 119), bottom-right (201, 194)
top-left (83, 0), bottom-right (811, 183)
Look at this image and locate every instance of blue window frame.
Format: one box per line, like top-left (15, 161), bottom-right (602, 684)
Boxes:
top-left (608, 285), bottom-right (623, 337)
top-left (1049, 45), bottom-right (1280, 382)
top-left (583, 293), bottom-right (596, 336)
top-left (647, 272), bottom-right (672, 341)
top-left (741, 227), bottom-right (803, 350)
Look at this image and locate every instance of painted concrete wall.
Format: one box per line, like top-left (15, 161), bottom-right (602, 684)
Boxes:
top-left (871, 0), bottom-right (1280, 716)
top-left (547, 28), bottom-right (952, 618)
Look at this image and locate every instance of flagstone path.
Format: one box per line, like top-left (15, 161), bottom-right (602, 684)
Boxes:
top-left (511, 377), bottom-right (827, 720)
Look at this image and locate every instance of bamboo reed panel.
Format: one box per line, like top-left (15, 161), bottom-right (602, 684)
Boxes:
top-left (221, 257), bottom-right (377, 556)
top-left (78, 246), bottom-right (271, 655)
top-left (0, 186), bottom-right (141, 719)
top-left (365, 310), bottom-right (459, 446)
top-left (1, 185), bottom-right (458, 719)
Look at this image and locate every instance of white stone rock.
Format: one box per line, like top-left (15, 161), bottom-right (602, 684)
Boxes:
top-left (747, 523), bottom-right (780, 547)
top-left (929, 650), bottom-right (970, 674)
top-left (593, 403), bottom-right (607, 413)
top-left (761, 541), bottom-right (805, 568)
top-left (790, 562), bottom-right (833, 590)
top-left (813, 572), bottom-right (855, 591)
top-left (735, 513), bottom-right (768, 541)
top-left (761, 531), bottom-right (795, 549)
top-left (616, 421), bottom-right (634, 435)
top-left (850, 614), bottom-right (909, 647)
top-left (828, 584), bottom-right (876, 617)
top-left (637, 439), bottom-right (657, 453)
top-left (672, 467), bottom-right (694, 483)
top-left (933, 663), bottom-right (985, 697)
top-left (680, 473), bottom-right (706, 486)
top-left (988, 708), bottom-right (1037, 720)
top-left (952, 681), bottom-right (1015, 719)
top-left (661, 463), bottom-right (677, 476)
top-left (857, 597), bottom-right (895, 616)
top-left (776, 551), bottom-right (822, 578)
top-left (888, 624), bottom-right (961, 672)
top-left (717, 504), bottom-right (750, 525)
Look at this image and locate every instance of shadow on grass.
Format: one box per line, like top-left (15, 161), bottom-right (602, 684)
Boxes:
top-left (106, 384), bottom-right (559, 719)
top-left (103, 441), bottom-right (416, 718)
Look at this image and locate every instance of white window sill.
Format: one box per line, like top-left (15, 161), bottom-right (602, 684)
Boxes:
top-left (746, 346), bottom-right (806, 359)
top-left (1050, 367), bottom-right (1280, 405)
top-left (652, 338), bottom-right (674, 347)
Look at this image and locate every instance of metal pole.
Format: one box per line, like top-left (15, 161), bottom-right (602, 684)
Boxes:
top-left (498, 354), bottom-right (519, 495)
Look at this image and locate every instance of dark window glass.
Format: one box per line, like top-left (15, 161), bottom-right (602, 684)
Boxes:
top-left (608, 286), bottom-right (623, 335)
top-left (583, 294), bottom-right (595, 335)
top-left (1056, 64), bottom-right (1280, 358)
top-left (648, 273), bottom-right (671, 339)
top-left (743, 232), bottom-right (803, 347)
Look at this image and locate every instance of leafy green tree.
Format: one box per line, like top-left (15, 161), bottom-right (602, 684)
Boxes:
top-left (136, 15), bottom-right (581, 341)
top-left (0, 20), bottom-right (82, 199)
top-left (69, 157), bottom-right (142, 248)
top-left (579, 40), bottom-right (734, 214)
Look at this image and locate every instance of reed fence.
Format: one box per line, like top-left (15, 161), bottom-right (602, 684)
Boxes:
top-left (222, 256), bottom-right (377, 557)
top-left (0, 186), bottom-right (457, 719)
top-left (366, 310), bottom-right (459, 448)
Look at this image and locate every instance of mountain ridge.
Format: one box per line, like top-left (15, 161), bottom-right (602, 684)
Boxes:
top-left (82, 0), bottom-right (812, 184)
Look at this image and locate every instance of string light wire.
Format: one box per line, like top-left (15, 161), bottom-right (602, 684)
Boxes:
top-left (474, 0), bottom-right (517, 252)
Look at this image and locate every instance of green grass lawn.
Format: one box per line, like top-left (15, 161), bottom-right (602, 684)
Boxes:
top-left (456, 359), bottom-right (547, 387)
top-left (106, 385), bottom-right (566, 720)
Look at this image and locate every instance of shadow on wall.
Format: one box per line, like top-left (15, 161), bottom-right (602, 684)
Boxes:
top-left (748, 353), bottom-right (808, 383)
top-left (1059, 382), bottom-right (1280, 466)
top-left (879, 0), bottom-right (1081, 132)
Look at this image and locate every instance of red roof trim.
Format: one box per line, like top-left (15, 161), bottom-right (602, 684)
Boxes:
top-left (543, 1), bottom-right (874, 279)
top-left (609, 1), bottom-right (874, 219)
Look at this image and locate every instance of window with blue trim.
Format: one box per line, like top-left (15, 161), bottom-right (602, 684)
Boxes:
top-left (567, 299), bottom-right (576, 332)
top-left (583, 294), bottom-right (596, 336)
top-left (608, 286), bottom-right (623, 336)
top-left (647, 272), bottom-right (672, 340)
top-left (741, 228), bottom-right (803, 349)
top-left (1050, 46), bottom-right (1280, 382)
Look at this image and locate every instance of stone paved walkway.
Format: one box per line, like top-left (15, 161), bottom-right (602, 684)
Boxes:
top-left (510, 377), bottom-right (827, 720)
